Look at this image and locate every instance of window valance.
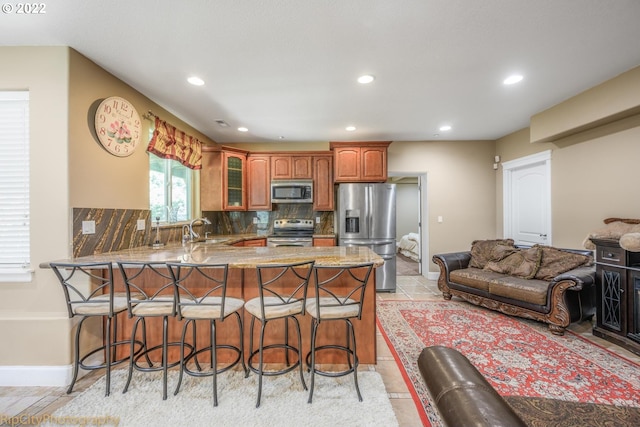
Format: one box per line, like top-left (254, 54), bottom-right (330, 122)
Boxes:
top-left (147, 117), bottom-right (202, 170)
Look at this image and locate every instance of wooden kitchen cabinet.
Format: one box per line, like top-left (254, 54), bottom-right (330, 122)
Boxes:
top-left (247, 155), bottom-right (271, 211)
top-left (271, 155), bottom-right (312, 179)
top-left (201, 146), bottom-right (247, 211)
top-left (313, 154), bottom-right (334, 211)
top-left (244, 238), bottom-right (267, 247)
top-left (330, 141), bottom-right (391, 182)
top-left (313, 237), bottom-right (335, 247)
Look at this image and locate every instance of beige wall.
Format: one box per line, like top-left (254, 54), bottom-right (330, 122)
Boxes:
top-left (0, 47), bottom-right (217, 372)
top-left (387, 140), bottom-right (497, 273)
top-left (0, 47), bottom-right (71, 366)
top-left (497, 114), bottom-right (640, 249)
top-left (68, 49), bottom-right (215, 209)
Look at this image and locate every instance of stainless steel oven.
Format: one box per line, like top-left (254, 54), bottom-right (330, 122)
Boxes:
top-left (266, 218), bottom-right (314, 247)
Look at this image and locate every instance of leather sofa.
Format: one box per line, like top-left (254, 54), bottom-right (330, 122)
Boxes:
top-left (418, 346), bottom-right (527, 427)
top-left (432, 241), bottom-right (596, 335)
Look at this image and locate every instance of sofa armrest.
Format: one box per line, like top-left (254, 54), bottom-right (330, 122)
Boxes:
top-left (551, 265), bottom-right (596, 290)
top-left (432, 251), bottom-right (472, 275)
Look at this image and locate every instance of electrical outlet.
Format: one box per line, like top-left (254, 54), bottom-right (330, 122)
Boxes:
top-left (137, 219), bottom-right (146, 231)
top-left (253, 217), bottom-right (258, 224)
top-left (82, 220), bottom-right (96, 235)
top-left (316, 216), bottom-right (321, 224)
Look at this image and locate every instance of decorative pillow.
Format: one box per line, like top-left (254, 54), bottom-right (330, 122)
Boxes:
top-left (534, 245), bottom-right (593, 281)
top-left (469, 239), bottom-right (516, 268)
top-left (484, 247), bottom-right (542, 279)
top-left (620, 233), bottom-right (640, 252)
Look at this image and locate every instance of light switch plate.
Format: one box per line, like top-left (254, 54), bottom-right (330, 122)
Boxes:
top-left (137, 219), bottom-right (146, 231)
top-left (253, 217), bottom-right (258, 224)
top-left (82, 220), bottom-right (95, 234)
top-left (316, 216), bottom-right (321, 224)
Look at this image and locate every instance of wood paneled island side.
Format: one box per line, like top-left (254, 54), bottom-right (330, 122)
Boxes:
top-left (47, 243), bottom-right (383, 364)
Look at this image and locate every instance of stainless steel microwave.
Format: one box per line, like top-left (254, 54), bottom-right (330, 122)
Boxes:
top-left (271, 180), bottom-right (313, 203)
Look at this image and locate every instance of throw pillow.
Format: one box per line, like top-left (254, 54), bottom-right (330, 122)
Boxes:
top-left (469, 239), bottom-right (516, 268)
top-left (484, 247), bottom-right (542, 279)
top-left (534, 245), bottom-right (593, 281)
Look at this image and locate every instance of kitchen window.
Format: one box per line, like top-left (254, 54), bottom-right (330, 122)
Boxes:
top-left (0, 91), bottom-right (31, 282)
top-left (149, 154), bottom-right (194, 223)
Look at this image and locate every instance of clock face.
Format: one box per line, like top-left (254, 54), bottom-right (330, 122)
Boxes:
top-left (94, 96), bottom-right (142, 157)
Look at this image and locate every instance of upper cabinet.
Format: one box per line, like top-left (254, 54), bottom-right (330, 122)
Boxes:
top-left (313, 154), bottom-right (334, 211)
top-left (247, 154), bottom-right (271, 211)
top-left (271, 155), bottom-right (312, 179)
top-left (201, 146), bottom-right (247, 211)
top-left (330, 141), bottom-right (391, 183)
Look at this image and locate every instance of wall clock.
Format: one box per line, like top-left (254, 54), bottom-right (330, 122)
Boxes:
top-left (94, 96), bottom-right (142, 157)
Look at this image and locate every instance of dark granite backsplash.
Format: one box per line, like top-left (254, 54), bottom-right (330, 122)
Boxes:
top-left (204, 204), bottom-right (334, 235)
top-left (72, 205), bottom-right (334, 258)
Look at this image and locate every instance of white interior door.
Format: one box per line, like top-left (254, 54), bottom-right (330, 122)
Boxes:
top-left (503, 151), bottom-right (551, 246)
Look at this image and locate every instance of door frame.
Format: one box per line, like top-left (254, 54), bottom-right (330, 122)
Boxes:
top-left (387, 171), bottom-right (427, 277)
top-left (502, 150), bottom-right (552, 245)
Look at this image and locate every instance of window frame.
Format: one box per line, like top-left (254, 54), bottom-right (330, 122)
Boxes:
top-left (149, 153), bottom-right (198, 224)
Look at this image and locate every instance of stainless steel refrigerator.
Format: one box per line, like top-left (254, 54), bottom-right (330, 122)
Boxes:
top-left (337, 183), bottom-right (396, 292)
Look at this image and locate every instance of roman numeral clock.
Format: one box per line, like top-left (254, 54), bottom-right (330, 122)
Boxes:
top-left (94, 96), bottom-right (142, 157)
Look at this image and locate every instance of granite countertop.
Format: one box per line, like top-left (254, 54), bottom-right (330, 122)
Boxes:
top-left (44, 238), bottom-right (383, 268)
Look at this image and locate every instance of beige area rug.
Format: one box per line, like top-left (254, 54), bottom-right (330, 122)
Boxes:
top-left (44, 368), bottom-right (398, 427)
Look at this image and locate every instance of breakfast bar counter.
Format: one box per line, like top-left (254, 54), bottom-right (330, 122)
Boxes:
top-left (47, 242), bottom-right (383, 364)
top-left (47, 241), bottom-right (383, 268)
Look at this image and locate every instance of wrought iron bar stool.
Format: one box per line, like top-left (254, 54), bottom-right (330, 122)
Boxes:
top-left (305, 262), bottom-right (374, 403)
top-left (117, 261), bottom-right (196, 400)
top-left (244, 260), bottom-right (315, 407)
top-left (166, 261), bottom-right (247, 407)
top-left (50, 261), bottom-right (140, 396)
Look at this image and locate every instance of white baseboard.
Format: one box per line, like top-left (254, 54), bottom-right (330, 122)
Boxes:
top-left (0, 354), bottom-right (101, 387)
top-left (0, 365), bottom-right (72, 387)
top-left (427, 271), bottom-right (439, 281)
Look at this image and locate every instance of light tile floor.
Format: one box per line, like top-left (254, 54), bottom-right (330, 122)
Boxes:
top-left (1, 274), bottom-right (639, 427)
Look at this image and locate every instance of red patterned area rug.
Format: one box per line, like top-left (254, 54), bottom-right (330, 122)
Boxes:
top-left (377, 300), bottom-right (640, 427)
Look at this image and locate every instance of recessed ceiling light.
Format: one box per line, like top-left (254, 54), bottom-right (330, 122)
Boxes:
top-left (439, 125), bottom-right (452, 132)
top-left (357, 75), bottom-right (375, 84)
top-left (187, 76), bottom-right (205, 86)
top-left (503, 74), bottom-right (523, 85)
top-left (345, 126), bottom-right (357, 132)
top-left (237, 127), bottom-right (248, 132)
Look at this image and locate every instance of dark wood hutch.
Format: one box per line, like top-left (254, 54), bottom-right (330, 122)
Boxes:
top-left (591, 238), bottom-right (640, 356)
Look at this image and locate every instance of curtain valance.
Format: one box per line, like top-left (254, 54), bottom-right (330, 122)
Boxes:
top-left (147, 117), bottom-right (202, 170)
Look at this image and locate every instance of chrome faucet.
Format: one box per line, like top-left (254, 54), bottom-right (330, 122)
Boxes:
top-left (188, 217), bottom-right (212, 241)
top-left (182, 224), bottom-right (191, 245)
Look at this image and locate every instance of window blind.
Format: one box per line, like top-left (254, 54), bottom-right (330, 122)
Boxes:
top-left (0, 91), bottom-right (31, 282)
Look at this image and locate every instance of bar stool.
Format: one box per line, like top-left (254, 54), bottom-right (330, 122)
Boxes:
top-left (117, 261), bottom-right (196, 400)
top-left (305, 262), bottom-right (374, 403)
top-left (244, 260), bottom-right (315, 407)
top-left (50, 261), bottom-right (138, 396)
top-left (166, 262), bottom-right (247, 407)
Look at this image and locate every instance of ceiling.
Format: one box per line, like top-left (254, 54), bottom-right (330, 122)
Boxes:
top-left (2, 0), bottom-right (640, 144)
